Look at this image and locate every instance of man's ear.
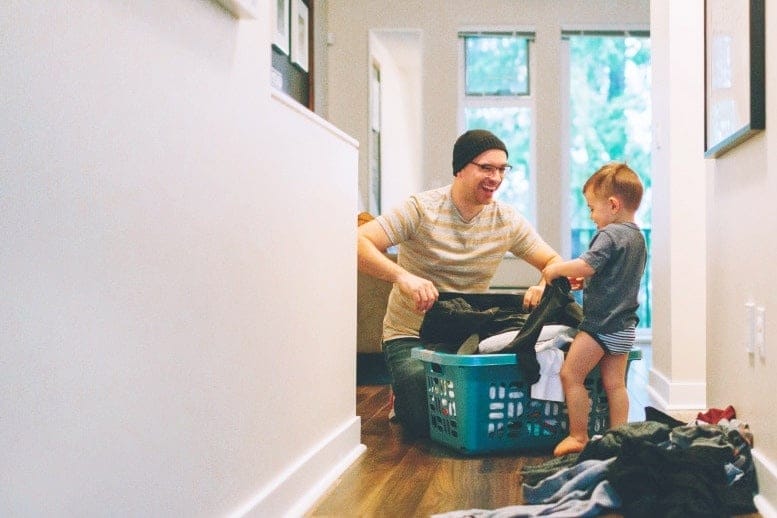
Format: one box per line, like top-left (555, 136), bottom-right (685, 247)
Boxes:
top-left (608, 196), bottom-right (621, 213)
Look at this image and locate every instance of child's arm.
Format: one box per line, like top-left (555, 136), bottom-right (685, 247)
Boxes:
top-left (543, 258), bottom-right (594, 284)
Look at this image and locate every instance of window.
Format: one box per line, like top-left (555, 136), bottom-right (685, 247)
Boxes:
top-left (465, 36), bottom-right (529, 95)
top-left (564, 31), bottom-right (652, 328)
top-left (459, 32), bottom-right (536, 225)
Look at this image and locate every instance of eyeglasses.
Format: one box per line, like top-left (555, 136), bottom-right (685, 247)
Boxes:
top-left (470, 162), bottom-right (513, 176)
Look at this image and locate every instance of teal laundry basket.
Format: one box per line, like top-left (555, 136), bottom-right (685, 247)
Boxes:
top-left (411, 347), bottom-right (642, 455)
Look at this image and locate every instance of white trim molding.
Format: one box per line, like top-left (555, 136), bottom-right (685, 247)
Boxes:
top-left (648, 367), bottom-right (706, 411)
top-left (753, 449), bottom-right (777, 518)
top-left (230, 417), bottom-right (365, 517)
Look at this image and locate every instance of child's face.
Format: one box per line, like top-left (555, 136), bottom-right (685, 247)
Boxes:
top-left (584, 188), bottom-right (616, 229)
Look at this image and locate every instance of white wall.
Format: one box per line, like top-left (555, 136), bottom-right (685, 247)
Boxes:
top-left (643, 0), bottom-right (777, 514)
top-left (0, 1), bottom-right (361, 516)
top-left (649, 1), bottom-right (708, 411)
top-left (700, 0), bottom-right (777, 513)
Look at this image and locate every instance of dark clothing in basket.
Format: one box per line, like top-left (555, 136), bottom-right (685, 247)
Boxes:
top-left (419, 299), bottom-right (526, 353)
top-left (419, 279), bottom-right (582, 383)
top-left (502, 276), bottom-right (582, 383)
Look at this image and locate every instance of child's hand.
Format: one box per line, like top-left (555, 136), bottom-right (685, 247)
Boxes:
top-left (568, 277), bottom-right (585, 290)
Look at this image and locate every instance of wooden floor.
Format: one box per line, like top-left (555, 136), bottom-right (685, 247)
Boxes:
top-left (307, 347), bottom-right (761, 517)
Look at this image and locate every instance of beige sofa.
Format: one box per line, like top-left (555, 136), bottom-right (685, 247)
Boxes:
top-left (357, 212), bottom-right (393, 355)
top-left (357, 255), bottom-right (395, 354)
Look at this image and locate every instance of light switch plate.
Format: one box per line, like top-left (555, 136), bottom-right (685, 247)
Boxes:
top-left (746, 302), bottom-right (755, 353)
top-left (756, 306), bottom-right (766, 358)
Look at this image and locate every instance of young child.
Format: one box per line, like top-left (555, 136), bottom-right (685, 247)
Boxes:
top-left (543, 162), bottom-right (647, 457)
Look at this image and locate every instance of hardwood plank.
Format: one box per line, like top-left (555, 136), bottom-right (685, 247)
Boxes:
top-left (357, 444), bottom-right (442, 517)
top-left (356, 385), bottom-right (391, 422)
top-left (415, 454), bottom-right (526, 516)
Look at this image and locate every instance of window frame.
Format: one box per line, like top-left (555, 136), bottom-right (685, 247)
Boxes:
top-left (457, 29), bottom-right (538, 225)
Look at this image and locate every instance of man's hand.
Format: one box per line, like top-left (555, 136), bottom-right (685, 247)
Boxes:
top-left (522, 284), bottom-right (545, 312)
top-left (395, 272), bottom-right (439, 313)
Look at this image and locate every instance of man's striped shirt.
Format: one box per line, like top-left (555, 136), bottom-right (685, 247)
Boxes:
top-left (376, 185), bottom-right (547, 341)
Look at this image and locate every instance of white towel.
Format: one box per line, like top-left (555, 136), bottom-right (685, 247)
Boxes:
top-left (536, 325), bottom-right (577, 350)
top-left (477, 325), bottom-right (574, 402)
top-left (477, 324), bottom-right (577, 354)
top-left (531, 348), bottom-right (565, 402)
top-left (477, 329), bottom-right (519, 353)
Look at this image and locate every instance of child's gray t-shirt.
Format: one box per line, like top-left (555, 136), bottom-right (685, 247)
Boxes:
top-left (578, 222), bottom-right (647, 334)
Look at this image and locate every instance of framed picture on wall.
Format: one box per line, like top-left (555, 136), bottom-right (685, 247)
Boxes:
top-left (704, 0), bottom-right (765, 158)
top-left (291, 0), bottom-right (309, 72)
top-left (272, 0), bottom-right (290, 55)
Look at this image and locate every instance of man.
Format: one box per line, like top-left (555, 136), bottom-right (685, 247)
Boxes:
top-left (357, 129), bottom-right (564, 438)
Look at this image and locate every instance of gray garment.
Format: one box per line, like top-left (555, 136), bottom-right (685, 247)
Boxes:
top-left (578, 222), bottom-right (646, 334)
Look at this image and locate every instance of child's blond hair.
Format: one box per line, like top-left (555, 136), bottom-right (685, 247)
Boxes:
top-left (583, 162), bottom-right (643, 212)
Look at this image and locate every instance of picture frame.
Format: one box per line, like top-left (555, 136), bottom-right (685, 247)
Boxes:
top-left (290, 0), bottom-right (309, 72)
top-left (272, 0), bottom-right (290, 55)
top-left (704, 0), bottom-right (765, 158)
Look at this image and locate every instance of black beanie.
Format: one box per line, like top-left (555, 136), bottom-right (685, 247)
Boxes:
top-left (452, 129), bottom-right (508, 176)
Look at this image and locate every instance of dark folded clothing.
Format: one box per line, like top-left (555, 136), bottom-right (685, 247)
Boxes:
top-left (419, 298), bottom-right (498, 352)
top-left (418, 286), bottom-right (582, 366)
top-left (419, 296), bottom-right (526, 352)
top-left (502, 277), bottom-right (582, 383)
top-left (645, 405), bottom-right (686, 428)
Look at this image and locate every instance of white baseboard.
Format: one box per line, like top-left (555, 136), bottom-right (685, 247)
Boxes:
top-left (753, 449), bottom-right (777, 518)
top-left (647, 367), bottom-right (706, 410)
top-left (230, 416), bottom-right (365, 518)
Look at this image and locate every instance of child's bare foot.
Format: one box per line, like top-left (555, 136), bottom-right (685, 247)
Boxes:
top-left (553, 436), bottom-right (586, 457)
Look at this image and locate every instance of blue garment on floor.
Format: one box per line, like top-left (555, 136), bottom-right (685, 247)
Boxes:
top-left (431, 458), bottom-right (620, 518)
top-left (522, 458), bottom-right (616, 503)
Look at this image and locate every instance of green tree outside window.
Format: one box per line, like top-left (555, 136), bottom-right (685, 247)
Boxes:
top-left (568, 35), bottom-right (652, 328)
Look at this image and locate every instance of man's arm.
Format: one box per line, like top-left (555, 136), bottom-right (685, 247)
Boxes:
top-left (357, 219), bottom-right (401, 281)
top-left (518, 241), bottom-right (564, 310)
top-left (357, 219), bottom-right (438, 313)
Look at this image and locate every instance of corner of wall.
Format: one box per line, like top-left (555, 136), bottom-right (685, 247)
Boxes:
top-left (233, 417), bottom-right (364, 517)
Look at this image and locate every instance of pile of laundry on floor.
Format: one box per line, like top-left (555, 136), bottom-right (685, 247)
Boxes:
top-left (432, 405), bottom-right (758, 518)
